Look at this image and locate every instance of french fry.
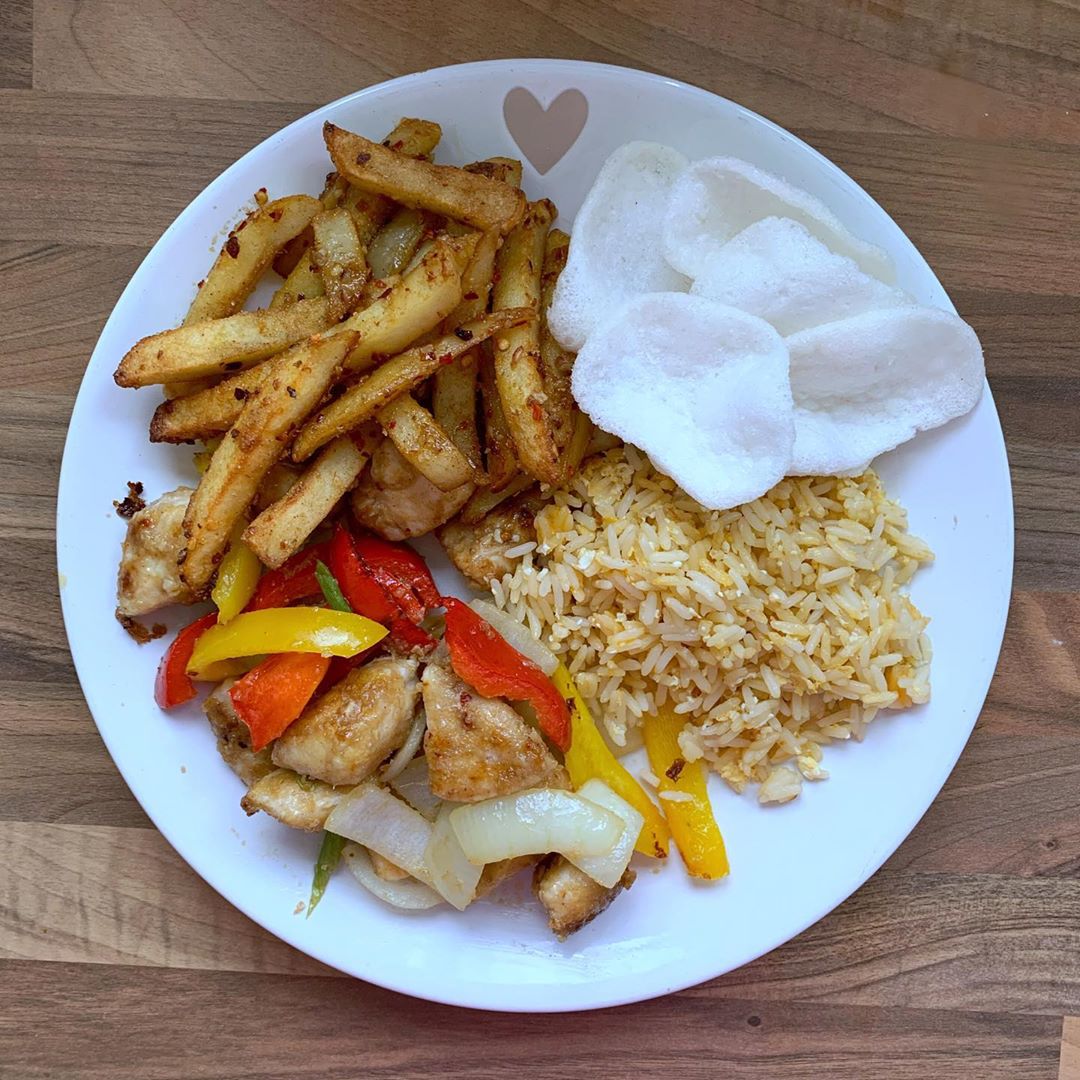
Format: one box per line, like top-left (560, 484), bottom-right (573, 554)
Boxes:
top-left (292, 308), bottom-right (531, 462)
top-left (540, 228), bottom-right (575, 450)
top-left (587, 428), bottom-right (622, 456)
top-left (244, 434), bottom-right (370, 568)
top-left (179, 331), bottom-right (359, 592)
top-left (185, 195), bottom-right (321, 325)
top-left (325, 122), bottom-right (525, 233)
top-left (272, 225), bottom-right (314, 279)
top-left (491, 199), bottom-right (561, 485)
top-left (559, 410), bottom-right (593, 484)
top-left (367, 207), bottom-right (428, 279)
top-left (340, 118), bottom-right (442, 243)
top-left (254, 461), bottom-right (302, 511)
top-left (269, 249), bottom-right (324, 308)
top-left (431, 228), bottom-right (500, 469)
top-left (116, 297), bottom-right (333, 388)
top-left (378, 394), bottom-right (475, 492)
top-left (458, 472), bottom-right (536, 526)
top-left (478, 350), bottom-right (518, 490)
top-left (432, 349), bottom-right (481, 469)
top-left (465, 157), bottom-right (523, 188)
top-left (311, 207), bottom-right (370, 319)
top-left (334, 234), bottom-right (477, 372)
top-left (150, 366), bottom-right (266, 443)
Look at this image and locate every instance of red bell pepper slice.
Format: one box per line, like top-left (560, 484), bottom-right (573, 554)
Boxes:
top-left (388, 617), bottom-right (435, 653)
top-left (327, 524), bottom-right (399, 624)
top-left (246, 542), bottom-right (329, 611)
top-left (354, 533), bottom-right (440, 622)
top-left (229, 651), bottom-right (332, 750)
top-left (442, 598), bottom-right (570, 751)
top-left (155, 612), bottom-right (218, 709)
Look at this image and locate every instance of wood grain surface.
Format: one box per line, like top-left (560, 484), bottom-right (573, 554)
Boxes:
top-left (3, 1), bottom-right (1079, 1076)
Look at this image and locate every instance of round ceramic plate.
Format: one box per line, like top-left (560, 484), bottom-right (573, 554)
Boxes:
top-left (57, 59), bottom-right (1013, 1012)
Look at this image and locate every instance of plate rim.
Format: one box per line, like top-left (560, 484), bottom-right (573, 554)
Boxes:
top-left (56, 57), bottom-right (1015, 1012)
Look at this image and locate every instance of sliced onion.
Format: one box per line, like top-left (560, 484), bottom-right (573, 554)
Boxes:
top-left (325, 781), bottom-right (435, 887)
top-left (571, 779), bottom-right (644, 888)
top-left (342, 843), bottom-right (443, 910)
top-left (388, 756), bottom-right (443, 822)
top-left (448, 788), bottom-right (623, 867)
top-left (379, 709), bottom-right (427, 783)
top-left (469, 598), bottom-right (558, 676)
top-left (423, 803), bottom-right (482, 911)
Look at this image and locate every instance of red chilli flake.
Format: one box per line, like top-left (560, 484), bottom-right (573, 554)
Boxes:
top-left (439, 353), bottom-right (455, 366)
top-left (355, 152), bottom-right (371, 165)
top-left (224, 235), bottom-right (240, 258)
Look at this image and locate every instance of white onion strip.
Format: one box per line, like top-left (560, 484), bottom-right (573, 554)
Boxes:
top-left (325, 781), bottom-right (435, 887)
top-left (448, 788), bottom-right (623, 867)
top-left (469, 598), bottom-right (558, 676)
top-left (424, 803), bottom-right (482, 910)
top-left (388, 757), bottom-right (443, 822)
top-left (342, 843), bottom-right (443, 910)
top-left (571, 780), bottom-right (644, 888)
top-left (379, 709), bottom-right (427, 783)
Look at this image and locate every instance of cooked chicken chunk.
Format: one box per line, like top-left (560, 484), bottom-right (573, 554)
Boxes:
top-left (116, 486), bottom-right (195, 616)
top-left (476, 856), bottom-right (538, 898)
top-left (203, 680), bottom-right (275, 786)
top-left (352, 440), bottom-right (473, 541)
top-left (272, 656), bottom-right (420, 786)
top-left (533, 855), bottom-right (636, 940)
top-left (421, 660), bottom-right (568, 802)
top-left (437, 492), bottom-right (543, 589)
top-left (240, 769), bottom-right (349, 831)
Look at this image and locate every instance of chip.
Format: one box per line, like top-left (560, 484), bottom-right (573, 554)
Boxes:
top-left (691, 217), bottom-right (908, 336)
top-left (663, 157), bottom-right (893, 283)
top-left (788, 306), bottom-right (985, 475)
top-left (547, 142), bottom-right (689, 351)
top-left (570, 293), bottom-right (794, 510)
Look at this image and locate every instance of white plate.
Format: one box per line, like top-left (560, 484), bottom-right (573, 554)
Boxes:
top-left (57, 59), bottom-right (1013, 1012)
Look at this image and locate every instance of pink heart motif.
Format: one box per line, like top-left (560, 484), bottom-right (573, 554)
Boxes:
top-left (502, 87), bottom-right (588, 175)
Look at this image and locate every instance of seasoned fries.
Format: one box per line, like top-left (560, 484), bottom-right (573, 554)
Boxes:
top-left (479, 352), bottom-right (518, 490)
top-left (325, 123), bottom-right (525, 233)
top-left (293, 308), bottom-right (531, 462)
top-left (491, 199), bottom-right (561, 485)
top-left (539, 228), bottom-right (576, 450)
top-left (432, 350), bottom-right (481, 469)
top-left (179, 332), bottom-right (359, 592)
top-left (116, 298), bottom-right (333, 388)
top-left (244, 434), bottom-right (371, 568)
top-left (465, 157), bottom-right (523, 188)
top-left (367, 208), bottom-right (429, 278)
top-left (459, 473), bottom-right (536, 525)
top-left (378, 394), bottom-right (476, 492)
top-left (311, 207), bottom-right (369, 318)
top-left (270, 249), bottom-right (324, 308)
top-left (185, 195), bottom-right (320, 324)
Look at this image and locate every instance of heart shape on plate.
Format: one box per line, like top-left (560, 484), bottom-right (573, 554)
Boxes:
top-left (503, 87), bottom-right (588, 175)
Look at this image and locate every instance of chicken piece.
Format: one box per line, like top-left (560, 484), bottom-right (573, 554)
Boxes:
top-left (203, 680), bottom-right (275, 786)
top-left (240, 768), bottom-right (348, 831)
top-left (116, 486), bottom-right (196, 617)
top-left (351, 439), bottom-right (473, 541)
top-left (476, 856), bottom-right (539, 898)
top-left (421, 660), bottom-right (568, 802)
top-left (272, 656), bottom-right (420, 786)
top-left (437, 492), bottom-right (543, 589)
top-left (533, 855), bottom-right (636, 940)
top-left (370, 850), bottom-right (411, 882)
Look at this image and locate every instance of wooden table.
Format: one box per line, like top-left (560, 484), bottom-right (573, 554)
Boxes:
top-left (3, 2), bottom-right (1078, 1076)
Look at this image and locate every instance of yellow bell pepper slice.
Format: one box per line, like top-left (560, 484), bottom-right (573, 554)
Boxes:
top-left (642, 706), bottom-right (729, 880)
top-left (187, 607), bottom-right (387, 680)
top-left (211, 525), bottom-right (262, 624)
top-left (555, 664), bottom-right (670, 859)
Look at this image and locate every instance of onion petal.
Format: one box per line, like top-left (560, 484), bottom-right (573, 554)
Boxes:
top-left (424, 803), bottom-right (482, 910)
top-left (571, 779), bottom-right (644, 887)
top-left (470, 598), bottom-right (558, 676)
top-left (325, 781), bottom-right (435, 887)
top-left (342, 843), bottom-right (443, 910)
top-left (448, 788), bottom-right (623, 867)
top-left (379, 709), bottom-right (427, 783)
top-left (388, 756), bottom-right (443, 822)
